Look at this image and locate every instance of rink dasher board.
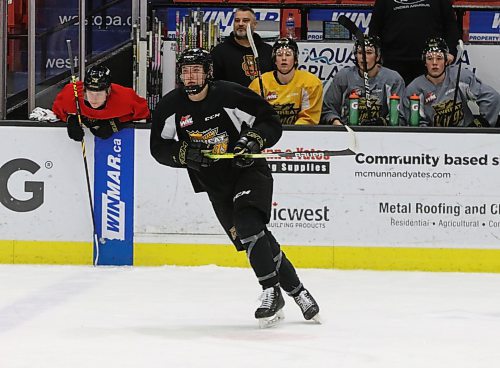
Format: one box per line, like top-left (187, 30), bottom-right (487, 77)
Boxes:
top-left (1, 126), bottom-right (500, 271)
top-left (135, 129), bottom-right (500, 249)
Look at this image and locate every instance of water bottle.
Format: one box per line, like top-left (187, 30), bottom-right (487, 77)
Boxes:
top-left (409, 94), bottom-right (420, 126)
top-left (349, 91), bottom-right (360, 125)
top-left (286, 13), bottom-right (295, 39)
top-left (389, 93), bottom-right (400, 126)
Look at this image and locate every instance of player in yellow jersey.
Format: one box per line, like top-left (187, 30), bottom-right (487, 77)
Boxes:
top-left (248, 38), bottom-right (323, 125)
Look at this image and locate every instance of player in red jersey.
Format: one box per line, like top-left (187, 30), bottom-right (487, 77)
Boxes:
top-left (53, 65), bottom-right (150, 141)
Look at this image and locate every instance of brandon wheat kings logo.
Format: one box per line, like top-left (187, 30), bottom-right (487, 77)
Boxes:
top-left (101, 140), bottom-right (125, 240)
top-left (269, 201), bottom-right (331, 229)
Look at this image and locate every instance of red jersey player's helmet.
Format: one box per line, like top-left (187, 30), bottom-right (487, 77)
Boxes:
top-left (84, 65), bottom-right (112, 91)
top-left (421, 37), bottom-right (449, 63)
top-left (176, 48), bottom-right (213, 95)
top-left (272, 38), bottom-right (299, 69)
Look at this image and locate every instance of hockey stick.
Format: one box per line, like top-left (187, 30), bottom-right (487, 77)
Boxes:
top-left (205, 123), bottom-right (358, 160)
top-left (205, 147), bottom-right (355, 159)
top-left (338, 15), bottom-right (372, 119)
top-left (450, 40), bottom-right (464, 125)
top-left (66, 39), bottom-right (101, 266)
top-left (247, 22), bottom-right (265, 98)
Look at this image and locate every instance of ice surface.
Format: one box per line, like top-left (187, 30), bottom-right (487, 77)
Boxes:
top-left (0, 265), bottom-right (499, 368)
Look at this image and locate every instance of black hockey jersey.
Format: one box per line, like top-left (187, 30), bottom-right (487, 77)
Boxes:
top-left (150, 80), bottom-right (282, 197)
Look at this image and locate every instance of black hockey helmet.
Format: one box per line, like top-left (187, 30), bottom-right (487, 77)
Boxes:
top-left (421, 37), bottom-right (449, 62)
top-left (272, 38), bottom-right (299, 68)
top-left (353, 35), bottom-right (382, 59)
top-left (84, 65), bottom-right (111, 91)
top-left (176, 48), bottom-right (213, 95)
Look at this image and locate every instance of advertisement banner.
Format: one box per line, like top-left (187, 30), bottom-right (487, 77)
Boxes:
top-left (0, 127), bottom-right (93, 241)
top-left (164, 7), bottom-right (280, 39)
top-left (134, 129), bottom-right (500, 250)
top-left (94, 128), bottom-right (135, 265)
top-left (38, 0), bottom-right (132, 77)
top-left (297, 41), bottom-right (355, 88)
top-left (469, 11), bottom-right (500, 43)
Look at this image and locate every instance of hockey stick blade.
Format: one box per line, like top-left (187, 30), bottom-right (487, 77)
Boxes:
top-left (454, 39), bottom-right (464, 65)
top-left (338, 15), bottom-right (364, 42)
top-left (247, 23), bottom-right (265, 98)
top-left (204, 148), bottom-right (356, 159)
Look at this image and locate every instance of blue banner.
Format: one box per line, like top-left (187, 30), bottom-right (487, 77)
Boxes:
top-left (94, 128), bottom-right (135, 266)
top-left (38, 0), bottom-right (132, 77)
top-left (164, 7), bottom-right (280, 37)
top-left (469, 11), bottom-right (500, 43)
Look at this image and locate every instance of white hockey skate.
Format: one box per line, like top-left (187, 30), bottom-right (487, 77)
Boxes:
top-left (255, 285), bottom-right (285, 328)
top-left (293, 289), bottom-right (321, 324)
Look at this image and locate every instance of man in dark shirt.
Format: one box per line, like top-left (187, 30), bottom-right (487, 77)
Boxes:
top-left (210, 7), bottom-right (273, 86)
top-left (369, 0), bottom-right (460, 85)
top-left (150, 48), bottom-right (320, 328)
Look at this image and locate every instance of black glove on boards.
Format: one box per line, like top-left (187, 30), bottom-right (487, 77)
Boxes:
top-left (66, 115), bottom-right (84, 141)
top-left (66, 115), bottom-right (120, 141)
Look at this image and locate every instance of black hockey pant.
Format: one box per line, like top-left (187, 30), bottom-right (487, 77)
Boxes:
top-left (209, 196), bottom-right (303, 294)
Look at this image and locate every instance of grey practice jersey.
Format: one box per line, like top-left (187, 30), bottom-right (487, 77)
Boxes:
top-left (405, 65), bottom-right (500, 127)
top-left (321, 65), bottom-right (407, 124)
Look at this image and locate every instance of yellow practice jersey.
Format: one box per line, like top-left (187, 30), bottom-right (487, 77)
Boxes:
top-left (248, 69), bottom-right (323, 125)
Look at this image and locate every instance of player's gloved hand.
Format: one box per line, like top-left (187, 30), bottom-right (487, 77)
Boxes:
top-left (233, 129), bottom-right (265, 168)
top-left (66, 114), bottom-right (84, 142)
top-left (360, 117), bottom-right (387, 126)
top-left (88, 118), bottom-right (120, 139)
top-left (174, 141), bottom-right (213, 171)
top-left (468, 116), bottom-right (491, 128)
top-left (187, 142), bottom-right (213, 171)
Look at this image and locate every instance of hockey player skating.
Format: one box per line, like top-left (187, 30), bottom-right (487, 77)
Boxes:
top-left (150, 48), bottom-right (320, 328)
top-left (53, 65), bottom-right (150, 141)
top-left (405, 37), bottom-right (500, 127)
top-left (248, 38), bottom-right (323, 125)
top-left (320, 36), bottom-right (406, 126)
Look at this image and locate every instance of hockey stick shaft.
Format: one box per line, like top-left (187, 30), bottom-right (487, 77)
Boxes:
top-left (451, 40), bottom-right (464, 124)
top-left (247, 23), bottom-right (265, 98)
top-left (205, 148), bottom-right (355, 159)
top-left (338, 15), bottom-right (372, 119)
top-left (66, 39), bottom-right (100, 266)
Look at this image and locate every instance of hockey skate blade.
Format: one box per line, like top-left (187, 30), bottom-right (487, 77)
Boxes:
top-left (310, 313), bottom-right (322, 324)
top-left (257, 309), bottom-right (285, 329)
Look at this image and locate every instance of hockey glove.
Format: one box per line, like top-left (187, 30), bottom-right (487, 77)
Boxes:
top-left (175, 141), bottom-right (213, 171)
top-left (66, 114), bottom-right (84, 142)
top-left (88, 118), bottom-right (120, 139)
top-left (468, 116), bottom-right (491, 128)
top-left (360, 117), bottom-right (387, 126)
top-left (233, 129), bottom-right (265, 168)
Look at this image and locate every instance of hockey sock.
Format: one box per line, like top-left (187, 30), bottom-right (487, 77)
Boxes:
top-left (235, 208), bottom-right (280, 289)
top-left (265, 229), bottom-right (304, 297)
